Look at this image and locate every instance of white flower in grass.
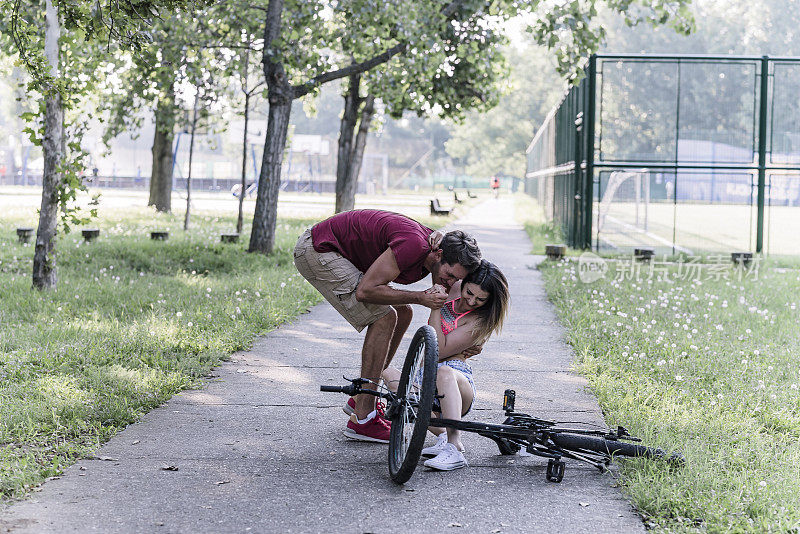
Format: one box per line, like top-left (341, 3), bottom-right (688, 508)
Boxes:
top-left (280, 282), bottom-right (286, 288)
top-left (657, 360), bottom-right (666, 366)
top-left (236, 307), bottom-right (241, 314)
top-left (675, 375), bottom-right (683, 381)
top-left (176, 312), bottom-right (182, 317)
top-left (187, 322), bottom-right (193, 327)
top-left (231, 314), bottom-right (236, 320)
top-left (759, 481), bottom-right (767, 488)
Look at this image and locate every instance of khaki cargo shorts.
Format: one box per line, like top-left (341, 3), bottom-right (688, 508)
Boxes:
top-left (293, 229), bottom-right (391, 332)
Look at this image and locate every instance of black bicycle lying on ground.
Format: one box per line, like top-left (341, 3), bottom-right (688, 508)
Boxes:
top-left (321, 326), bottom-right (684, 484)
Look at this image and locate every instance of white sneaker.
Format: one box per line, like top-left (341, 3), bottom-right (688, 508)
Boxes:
top-left (421, 433), bottom-right (448, 458)
top-left (423, 443), bottom-right (468, 471)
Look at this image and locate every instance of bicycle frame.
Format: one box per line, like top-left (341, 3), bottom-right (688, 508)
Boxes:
top-left (322, 378), bottom-right (646, 482)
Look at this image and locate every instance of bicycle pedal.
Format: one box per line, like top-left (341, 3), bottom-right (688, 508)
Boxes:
top-left (546, 458), bottom-right (565, 483)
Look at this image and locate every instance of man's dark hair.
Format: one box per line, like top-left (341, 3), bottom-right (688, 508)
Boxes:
top-left (439, 230), bottom-right (481, 272)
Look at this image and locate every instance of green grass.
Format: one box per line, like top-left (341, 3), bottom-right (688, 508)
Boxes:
top-left (538, 257), bottom-right (800, 532)
top-left (0, 207), bottom-right (324, 498)
top-left (0, 196), bottom-right (459, 501)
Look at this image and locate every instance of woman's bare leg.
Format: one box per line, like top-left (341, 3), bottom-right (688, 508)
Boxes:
top-left (432, 366), bottom-right (474, 450)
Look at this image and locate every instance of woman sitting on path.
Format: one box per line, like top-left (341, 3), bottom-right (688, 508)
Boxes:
top-left (383, 259), bottom-right (510, 471)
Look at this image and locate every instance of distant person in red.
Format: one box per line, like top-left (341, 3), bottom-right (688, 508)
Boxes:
top-left (294, 210), bottom-right (482, 443)
top-left (490, 176), bottom-right (501, 198)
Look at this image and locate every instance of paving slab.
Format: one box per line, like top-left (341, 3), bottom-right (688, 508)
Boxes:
top-left (0, 198), bottom-right (645, 534)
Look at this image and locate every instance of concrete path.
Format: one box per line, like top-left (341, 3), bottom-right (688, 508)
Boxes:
top-left (1, 198), bottom-right (645, 533)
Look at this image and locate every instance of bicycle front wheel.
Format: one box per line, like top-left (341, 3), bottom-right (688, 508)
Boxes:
top-left (551, 433), bottom-right (684, 466)
top-left (388, 325), bottom-right (438, 484)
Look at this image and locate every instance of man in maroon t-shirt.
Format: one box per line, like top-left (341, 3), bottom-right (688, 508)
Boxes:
top-left (294, 210), bottom-right (482, 443)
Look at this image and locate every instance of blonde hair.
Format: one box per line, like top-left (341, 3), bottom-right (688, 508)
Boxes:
top-left (463, 260), bottom-right (509, 344)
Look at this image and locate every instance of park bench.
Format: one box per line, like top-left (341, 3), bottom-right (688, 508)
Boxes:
top-left (221, 233), bottom-right (240, 243)
top-left (430, 198), bottom-right (452, 216)
top-left (16, 227), bottom-right (33, 244)
top-left (634, 247), bottom-right (654, 262)
top-left (453, 191), bottom-right (463, 204)
top-left (545, 244), bottom-right (566, 260)
top-left (467, 190), bottom-right (477, 198)
top-left (731, 251), bottom-right (753, 267)
top-left (82, 229), bottom-right (100, 242)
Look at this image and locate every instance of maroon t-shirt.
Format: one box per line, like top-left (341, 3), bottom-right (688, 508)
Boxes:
top-left (311, 210), bottom-right (434, 285)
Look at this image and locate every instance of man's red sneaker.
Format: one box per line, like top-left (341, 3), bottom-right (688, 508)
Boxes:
top-left (343, 413), bottom-right (390, 443)
top-left (343, 397), bottom-right (356, 416)
top-left (343, 399), bottom-right (388, 423)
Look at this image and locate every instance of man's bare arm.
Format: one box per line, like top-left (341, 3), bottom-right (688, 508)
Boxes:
top-left (355, 248), bottom-right (447, 309)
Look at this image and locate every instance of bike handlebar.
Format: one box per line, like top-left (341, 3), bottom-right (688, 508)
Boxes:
top-left (320, 385), bottom-right (353, 394)
top-left (320, 382), bottom-right (392, 399)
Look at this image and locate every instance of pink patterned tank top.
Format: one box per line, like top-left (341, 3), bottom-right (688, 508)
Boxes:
top-left (441, 298), bottom-right (473, 335)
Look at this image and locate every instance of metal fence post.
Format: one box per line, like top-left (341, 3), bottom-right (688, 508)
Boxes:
top-left (756, 56), bottom-right (769, 253)
top-left (584, 55), bottom-right (597, 250)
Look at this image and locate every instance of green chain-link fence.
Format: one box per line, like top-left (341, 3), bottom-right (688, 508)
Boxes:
top-left (526, 54), bottom-right (800, 257)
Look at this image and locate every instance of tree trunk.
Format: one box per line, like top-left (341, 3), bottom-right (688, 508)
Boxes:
top-left (237, 50), bottom-right (250, 235)
top-left (249, 0), bottom-right (291, 255)
top-left (249, 97), bottom-right (291, 254)
top-left (335, 74), bottom-right (361, 213)
top-left (237, 91), bottom-right (250, 235)
top-left (32, 0), bottom-right (62, 291)
top-left (348, 94), bottom-right (375, 201)
top-left (149, 85), bottom-right (175, 212)
top-left (183, 87), bottom-right (199, 231)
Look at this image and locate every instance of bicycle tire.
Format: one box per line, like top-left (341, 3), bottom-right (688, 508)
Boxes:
top-left (388, 325), bottom-right (438, 484)
top-left (551, 433), bottom-right (684, 466)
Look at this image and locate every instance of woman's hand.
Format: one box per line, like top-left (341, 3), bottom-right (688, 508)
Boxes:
top-left (420, 284), bottom-right (448, 309)
top-left (424, 283), bottom-right (447, 295)
top-left (428, 230), bottom-right (444, 250)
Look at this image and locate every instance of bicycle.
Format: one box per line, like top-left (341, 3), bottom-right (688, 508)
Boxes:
top-left (321, 325), bottom-right (684, 484)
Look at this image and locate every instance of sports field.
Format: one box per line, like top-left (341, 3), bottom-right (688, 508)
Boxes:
top-left (594, 201), bottom-right (800, 258)
top-left (0, 185), bottom-right (473, 227)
